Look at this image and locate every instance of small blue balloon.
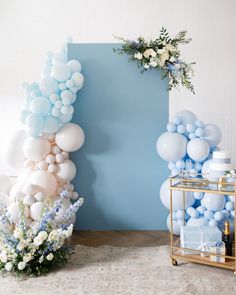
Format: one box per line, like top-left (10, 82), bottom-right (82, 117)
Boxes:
top-left (42, 116), bottom-right (59, 134)
top-left (26, 113), bottom-right (44, 130)
top-left (173, 116), bottom-right (182, 125)
top-left (195, 120), bottom-right (204, 128)
top-left (20, 109), bottom-right (31, 124)
top-left (204, 210), bottom-right (214, 220)
top-left (222, 209), bottom-right (230, 219)
top-left (177, 124), bottom-right (186, 134)
top-left (166, 122), bottom-right (177, 133)
top-left (176, 160), bottom-right (185, 170)
top-left (186, 123), bottom-right (196, 133)
top-left (231, 210), bottom-right (235, 218)
top-left (31, 97), bottom-right (51, 115)
top-left (168, 162), bottom-right (176, 170)
top-left (189, 133), bottom-right (196, 140)
top-left (195, 127), bottom-right (205, 137)
top-left (194, 192), bottom-right (204, 200)
top-left (225, 201), bottom-right (234, 211)
top-left (196, 205), bottom-right (206, 215)
top-left (209, 219), bottom-right (218, 227)
top-left (171, 169), bottom-right (179, 176)
top-left (214, 211), bottom-right (224, 221)
top-left (194, 162), bottom-right (202, 172)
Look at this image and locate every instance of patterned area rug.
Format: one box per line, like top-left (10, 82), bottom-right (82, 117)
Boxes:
top-left (0, 245), bottom-right (235, 295)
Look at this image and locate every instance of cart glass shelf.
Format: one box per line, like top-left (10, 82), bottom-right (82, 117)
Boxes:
top-left (169, 174), bottom-right (236, 274)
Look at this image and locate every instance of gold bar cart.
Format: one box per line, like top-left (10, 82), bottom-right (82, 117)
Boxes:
top-left (169, 175), bottom-right (236, 274)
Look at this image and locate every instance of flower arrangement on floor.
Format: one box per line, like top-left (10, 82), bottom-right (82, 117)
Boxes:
top-left (0, 191), bottom-right (83, 277)
top-left (114, 27), bottom-right (195, 93)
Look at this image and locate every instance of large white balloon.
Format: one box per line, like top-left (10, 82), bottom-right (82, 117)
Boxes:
top-left (56, 160), bottom-right (77, 182)
top-left (160, 179), bottom-right (195, 211)
top-left (23, 137), bottom-right (51, 161)
top-left (30, 202), bottom-right (45, 220)
top-left (174, 110), bottom-right (197, 125)
top-left (187, 138), bottom-right (210, 162)
top-left (0, 175), bottom-right (12, 194)
top-left (55, 123), bottom-right (85, 152)
top-left (156, 132), bottom-right (187, 162)
top-left (5, 130), bottom-right (27, 169)
top-left (28, 170), bottom-right (57, 197)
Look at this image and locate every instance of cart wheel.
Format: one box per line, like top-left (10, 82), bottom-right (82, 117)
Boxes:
top-left (172, 259), bottom-right (178, 266)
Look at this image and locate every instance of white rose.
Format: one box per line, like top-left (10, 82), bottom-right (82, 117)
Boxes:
top-left (143, 49), bottom-right (157, 59)
top-left (169, 56), bottom-right (175, 62)
top-left (38, 231), bottom-right (48, 241)
top-left (0, 251), bottom-right (8, 263)
top-left (144, 64), bottom-right (150, 69)
top-left (46, 253), bottom-right (54, 261)
top-left (157, 49), bottom-right (165, 54)
top-left (23, 253), bottom-right (32, 263)
top-left (149, 61), bottom-right (158, 67)
top-left (13, 228), bottom-right (24, 240)
top-left (18, 261), bottom-right (26, 271)
top-left (165, 44), bottom-right (175, 52)
top-left (17, 240), bottom-right (27, 251)
top-left (33, 236), bottom-right (43, 246)
top-left (134, 52), bottom-right (143, 60)
top-left (39, 255), bottom-right (44, 264)
top-left (5, 262), bottom-right (13, 272)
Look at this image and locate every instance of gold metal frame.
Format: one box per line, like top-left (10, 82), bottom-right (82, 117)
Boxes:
top-left (169, 175), bottom-right (236, 274)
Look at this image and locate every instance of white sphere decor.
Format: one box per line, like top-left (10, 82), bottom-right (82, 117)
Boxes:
top-left (55, 123), bottom-right (85, 152)
top-left (23, 137), bottom-right (51, 161)
top-left (28, 170), bottom-right (57, 197)
top-left (30, 202), bottom-right (45, 220)
top-left (56, 160), bottom-right (77, 182)
top-left (187, 138), bottom-right (210, 162)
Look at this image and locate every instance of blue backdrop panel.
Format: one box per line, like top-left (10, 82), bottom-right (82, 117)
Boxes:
top-left (68, 43), bottom-right (169, 230)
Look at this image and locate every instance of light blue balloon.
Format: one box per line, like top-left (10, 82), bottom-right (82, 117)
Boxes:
top-left (51, 106), bottom-right (61, 117)
top-left (26, 113), bottom-right (44, 130)
top-left (166, 122), bottom-right (176, 132)
top-left (173, 116), bottom-right (182, 125)
top-left (177, 124), bottom-right (186, 134)
top-left (203, 124), bottom-right (222, 148)
top-left (204, 210), bottom-right (214, 220)
top-left (27, 128), bottom-right (41, 138)
top-left (20, 109), bottom-right (31, 124)
top-left (59, 112), bottom-right (73, 123)
top-left (195, 127), bottom-right (205, 137)
top-left (175, 110), bottom-right (197, 125)
top-left (186, 123), bottom-right (196, 133)
top-left (196, 205), bottom-right (206, 215)
top-left (225, 201), bottom-right (234, 211)
top-left (188, 133), bottom-right (196, 140)
top-left (61, 90), bottom-right (75, 105)
top-left (42, 116), bottom-right (59, 134)
top-left (171, 169), bottom-right (179, 176)
top-left (156, 132), bottom-right (187, 162)
top-left (230, 210), bottom-right (235, 218)
top-left (31, 97), bottom-right (51, 115)
top-left (187, 138), bottom-right (210, 162)
top-left (176, 160), bottom-right (185, 170)
top-left (201, 193), bottom-right (226, 212)
top-left (214, 211), bottom-right (224, 221)
top-left (194, 192), bottom-right (204, 200)
top-left (168, 162), bottom-right (176, 170)
top-left (194, 162), bottom-right (202, 171)
top-left (40, 78), bottom-right (58, 96)
top-left (195, 120), bottom-right (204, 128)
top-left (189, 168), bottom-right (198, 178)
top-left (222, 209), bottom-right (230, 219)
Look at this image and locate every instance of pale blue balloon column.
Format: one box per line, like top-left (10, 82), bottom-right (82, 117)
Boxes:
top-left (68, 44), bottom-right (169, 230)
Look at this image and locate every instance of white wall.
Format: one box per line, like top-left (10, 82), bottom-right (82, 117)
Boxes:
top-left (0, 0), bottom-right (236, 173)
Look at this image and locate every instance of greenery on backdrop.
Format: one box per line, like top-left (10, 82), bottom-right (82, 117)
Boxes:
top-left (114, 27), bottom-right (195, 93)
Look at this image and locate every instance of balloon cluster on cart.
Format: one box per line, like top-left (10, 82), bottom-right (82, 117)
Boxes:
top-left (156, 110), bottom-right (235, 235)
top-left (1, 38), bottom-right (85, 226)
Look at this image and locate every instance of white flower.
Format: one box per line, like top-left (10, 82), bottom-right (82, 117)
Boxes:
top-left (18, 261), bottom-right (26, 271)
top-left (33, 236), bottom-right (44, 246)
top-left (5, 262), bottom-right (13, 272)
top-left (149, 60), bottom-right (158, 67)
top-left (165, 44), bottom-right (175, 52)
top-left (39, 255), bottom-right (44, 264)
top-left (48, 230), bottom-right (59, 242)
top-left (46, 253), bottom-right (54, 261)
top-left (13, 228), bottom-right (24, 240)
top-left (144, 64), bottom-right (150, 69)
top-left (157, 49), bottom-right (165, 54)
top-left (0, 251), bottom-right (8, 263)
top-left (143, 49), bottom-right (157, 59)
top-left (23, 253), bottom-right (32, 263)
top-left (169, 56), bottom-right (175, 62)
top-left (38, 231), bottom-right (48, 241)
top-left (134, 52), bottom-right (143, 60)
top-left (17, 240), bottom-right (27, 251)
top-left (65, 224), bottom-right (73, 238)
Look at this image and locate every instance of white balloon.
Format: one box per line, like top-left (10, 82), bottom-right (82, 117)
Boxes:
top-left (56, 160), bottom-right (76, 182)
top-left (187, 138), bottom-right (210, 162)
top-left (23, 195), bottom-right (36, 206)
top-left (45, 154), bottom-right (55, 164)
top-left (55, 153), bottom-right (65, 163)
top-left (5, 130), bottom-right (27, 169)
top-left (48, 163), bottom-right (58, 174)
top-left (34, 192), bottom-right (46, 202)
top-left (72, 191), bottom-right (79, 200)
top-left (28, 170), bottom-right (57, 197)
top-left (30, 202), bottom-right (45, 220)
top-left (9, 183), bottom-right (24, 202)
top-left (55, 123), bottom-right (85, 152)
top-left (37, 160), bottom-right (48, 171)
top-left (51, 63), bottom-right (71, 82)
top-left (0, 175), bottom-right (12, 194)
top-left (23, 137), bottom-right (51, 161)
top-left (23, 183), bottom-right (37, 196)
top-left (67, 60), bottom-right (81, 73)
top-left (51, 145), bottom-right (61, 155)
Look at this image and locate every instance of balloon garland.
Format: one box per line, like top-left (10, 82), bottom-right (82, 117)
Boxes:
top-left (5, 39), bottom-right (85, 224)
top-left (156, 110), bottom-right (235, 235)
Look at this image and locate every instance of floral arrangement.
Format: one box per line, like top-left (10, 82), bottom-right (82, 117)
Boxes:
top-left (114, 27), bottom-right (195, 93)
top-left (0, 191), bottom-right (83, 277)
top-left (225, 169), bottom-right (236, 178)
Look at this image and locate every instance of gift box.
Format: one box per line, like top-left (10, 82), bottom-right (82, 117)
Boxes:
top-left (180, 226), bottom-right (222, 255)
top-left (210, 241), bottom-right (225, 263)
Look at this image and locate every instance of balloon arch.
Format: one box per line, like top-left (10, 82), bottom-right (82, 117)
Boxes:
top-left (4, 39), bottom-right (84, 225)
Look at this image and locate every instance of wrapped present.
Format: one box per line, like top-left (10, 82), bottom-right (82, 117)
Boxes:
top-left (210, 241), bottom-right (225, 263)
top-left (180, 226), bottom-right (222, 255)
